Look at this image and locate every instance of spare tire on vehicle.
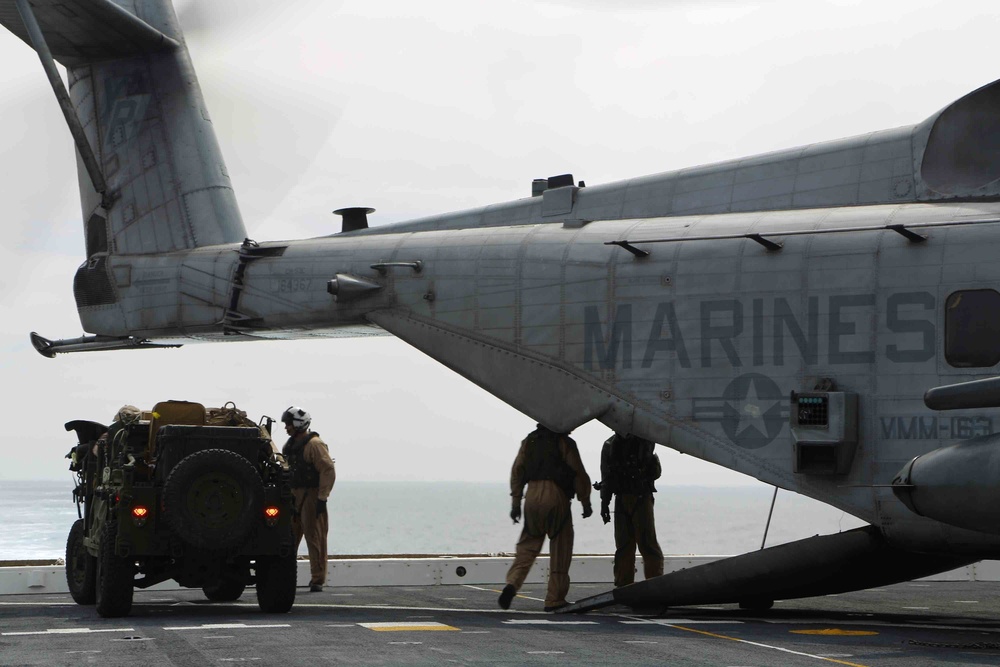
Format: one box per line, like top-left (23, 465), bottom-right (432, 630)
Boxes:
top-left (162, 448), bottom-right (264, 550)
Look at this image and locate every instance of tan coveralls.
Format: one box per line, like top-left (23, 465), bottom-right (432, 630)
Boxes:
top-left (505, 433), bottom-right (592, 609)
top-left (600, 435), bottom-right (664, 588)
top-left (288, 433), bottom-right (336, 586)
top-left (612, 494), bottom-right (664, 587)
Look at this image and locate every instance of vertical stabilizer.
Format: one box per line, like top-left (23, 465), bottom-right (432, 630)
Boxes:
top-left (1, 0), bottom-right (247, 257)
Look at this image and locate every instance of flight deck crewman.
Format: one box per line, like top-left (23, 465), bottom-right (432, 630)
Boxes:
top-left (599, 433), bottom-right (664, 587)
top-left (281, 406), bottom-right (336, 592)
top-left (498, 424), bottom-right (592, 612)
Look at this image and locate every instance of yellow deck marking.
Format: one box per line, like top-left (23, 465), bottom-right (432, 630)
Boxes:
top-left (791, 629), bottom-right (879, 637)
top-left (358, 622), bottom-right (459, 632)
top-left (625, 617), bottom-right (871, 667)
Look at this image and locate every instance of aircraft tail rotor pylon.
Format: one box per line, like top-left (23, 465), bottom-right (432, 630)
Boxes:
top-left (1, 0), bottom-right (247, 256)
top-left (1, 0), bottom-right (249, 343)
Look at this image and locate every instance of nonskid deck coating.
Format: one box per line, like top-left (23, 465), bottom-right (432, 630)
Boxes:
top-left (2, 581), bottom-right (1000, 666)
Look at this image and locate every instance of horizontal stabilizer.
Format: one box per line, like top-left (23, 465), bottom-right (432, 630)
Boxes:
top-left (0, 0), bottom-right (178, 66)
top-left (30, 332), bottom-right (181, 358)
top-left (560, 526), bottom-right (975, 613)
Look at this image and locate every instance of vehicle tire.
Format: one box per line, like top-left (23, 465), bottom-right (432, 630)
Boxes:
top-left (255, 547), bottom-right (297, 613)
top-left (203, 578), bottom-right (247, 602)
top-left (65, 519), bottom-right (96, 605)
top-left (95, 518), bottom-right (134, 618)
top-left (162, 449), bottom-right (264, 551)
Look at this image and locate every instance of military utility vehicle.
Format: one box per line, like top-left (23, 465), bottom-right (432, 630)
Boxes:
top-left (64, 401), bottom-right (297, 618)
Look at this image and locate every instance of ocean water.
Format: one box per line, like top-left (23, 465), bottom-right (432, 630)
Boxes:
top-left (0, 480), bottom-right (867, 560)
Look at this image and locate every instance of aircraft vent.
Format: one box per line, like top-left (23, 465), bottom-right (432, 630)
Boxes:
top-left (921, 78), bottom-right (1000, 195)
top-left (547, 173), bottom-right (575, 189)
top-left (84, 213), bottom-right (109, 257)
top-left (334, 207), bottom-right (375, 234)
top-left (532, 174), bottom-right (576, 197)
top-left (541, 174), bottom-right (578, 217)
top-left (790, 390), bottom-right (859, 475)
top-left (72, 256), bottom-right (117, 307)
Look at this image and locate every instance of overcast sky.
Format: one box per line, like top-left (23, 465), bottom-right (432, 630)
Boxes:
top-left (1, 0), bottom-right (998, 486)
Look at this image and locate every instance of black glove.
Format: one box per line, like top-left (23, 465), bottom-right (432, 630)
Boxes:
top-left (316, 498), bottom-right (327, 516)
top-left (582, 503), bottom-right (593, 519)
top-left (510, 499), bottom-right (521, 524)
top-left (600, 502), bottom-right (611, 524)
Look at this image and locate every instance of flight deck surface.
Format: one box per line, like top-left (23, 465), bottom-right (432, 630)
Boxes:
top-left (2, 581), bottom-right (1000, 666)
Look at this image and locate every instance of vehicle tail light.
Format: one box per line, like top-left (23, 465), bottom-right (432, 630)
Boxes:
top-left (264, 506), bottom-right (280, 527)
top-left (131, 505), bottom-right (149, 527)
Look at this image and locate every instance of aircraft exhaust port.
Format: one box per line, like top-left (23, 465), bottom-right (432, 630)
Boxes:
top-left (327, 274), bottom-right (383, 302)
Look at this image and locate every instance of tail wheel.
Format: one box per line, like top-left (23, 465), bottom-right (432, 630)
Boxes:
top-left (162, 449), bottom-right (264, 550)
top-left (65, 519), bottom-right (96, 605)
top-left (95, 519), bottom-right (134, 618)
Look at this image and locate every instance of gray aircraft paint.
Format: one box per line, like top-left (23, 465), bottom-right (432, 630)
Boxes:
top-left (88, 202), bottom-right (1000, 555)
top-left (583, 291), bottom-right (935, 370)
top-left (7, 0), bottom-right (1000, 567)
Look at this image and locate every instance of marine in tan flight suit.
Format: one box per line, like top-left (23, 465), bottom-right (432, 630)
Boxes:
top-left (281, 406), bottom-right (336, 592)
top-left (499, 425), bottom-right (592, 612)
top-left (599, 433), bottom-right (664, 587)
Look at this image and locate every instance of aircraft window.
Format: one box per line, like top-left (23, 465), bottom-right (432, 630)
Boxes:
top-left (945, 289), bottom-right (1000, 368)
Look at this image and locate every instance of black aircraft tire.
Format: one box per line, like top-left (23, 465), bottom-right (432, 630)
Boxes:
top-left (95, 519), bottom-right (134, 618)
top-left (204, 578), bottom-right (247, 602)
top-left (65, 519), bottom-right (96, 605)
top-left (162, 449), bottom-right (264, 551)
top-left (256, 544), bottom-right (297, 613)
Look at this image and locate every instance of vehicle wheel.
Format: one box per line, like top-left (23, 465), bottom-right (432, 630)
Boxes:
top-left (256, 548), bottom-right (297, 613)
top-left (95, 519), bottom-right (134, 618)
top-left (204, 578), bottom-right (247, 602)
top-left (162, 449), bottom-right (264, 551)
top-left (65, 519), bottom-right (96, 605)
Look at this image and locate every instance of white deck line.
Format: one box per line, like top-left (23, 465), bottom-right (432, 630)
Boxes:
top-left (0, 556), bottom-right (997, 596)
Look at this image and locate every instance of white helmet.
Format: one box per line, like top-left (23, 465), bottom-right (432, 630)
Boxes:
top-left (281, 406), bottom-right (311, 432)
